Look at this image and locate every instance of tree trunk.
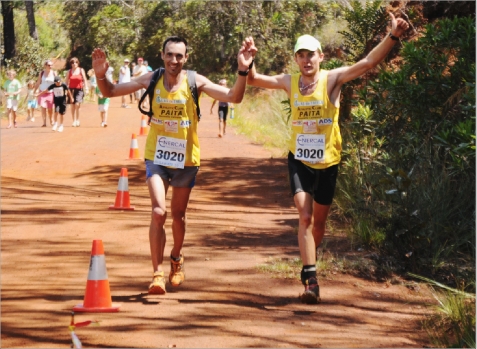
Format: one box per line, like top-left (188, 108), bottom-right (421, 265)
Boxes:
top-left (1, 1), bottom-right (16, 65)
top-left (25, 0), bottom-right (38, 40)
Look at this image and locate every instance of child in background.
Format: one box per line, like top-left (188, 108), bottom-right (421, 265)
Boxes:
top-left (88, 69), bottom-right (97, 102)
top-left (38, 76), bottom-right (73, 132)
top-left (24, 80), bottom-right (37, 122)
top-left (96, 85), bottom-right (110, 127)
top-left (2, 70), bottom-right (22, 129)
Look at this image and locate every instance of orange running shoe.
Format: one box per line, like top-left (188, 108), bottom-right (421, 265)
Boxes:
top-left (169, 254), bottom-right (185, 286)
top-left (148, 271), bottom-right (166, 294)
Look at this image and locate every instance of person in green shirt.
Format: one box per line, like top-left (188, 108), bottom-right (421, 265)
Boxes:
top-left (96, 85), bottom-right (110, 127)
top-left (2, 70), bottom-right (22, 129)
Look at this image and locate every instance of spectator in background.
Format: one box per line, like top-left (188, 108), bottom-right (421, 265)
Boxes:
top-left (2, 69), bottom-right (22, 129)
top-left (106, 66), bottom-right (114, 83)
top-left (130, 62), bottom-right (137, 103)
top-left (133, 57), bottom-right (148, 108)
top-left (65, 57), bottom-right (88, 127)
top-left (88, 69), bottom-right (97, 102)
top-left (24, 80), bottom-right (38, 122)
top-left (35, 59), bottom-right (57, 127)
top-left (38, 75), bottom-right (73, 133)
top-left (144, 60), bottom-right (153, 72)
top-left (118, 58), bottom-right (131, 108)
top-left (96, 84), bottom-right (110, 127)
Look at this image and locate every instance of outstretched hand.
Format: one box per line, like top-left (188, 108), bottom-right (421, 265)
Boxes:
top-left (237, 38), bottom-right (257, 71)
top-left (91, 48), bottom-right (109, 78)
top-left (389, 12), bottom-right (409, 37)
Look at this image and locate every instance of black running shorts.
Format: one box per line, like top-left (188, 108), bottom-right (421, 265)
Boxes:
top-left (287, 151), bottom-right (338, 205)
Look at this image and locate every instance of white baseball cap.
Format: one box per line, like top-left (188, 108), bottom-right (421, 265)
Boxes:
top-left (294, 35), bottom-right (322, 54)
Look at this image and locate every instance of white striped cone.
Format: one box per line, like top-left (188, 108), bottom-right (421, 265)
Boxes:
top-left (73, 240), bottom-right (120, 312)
top-left (128, 133), bottom-right (140, 159)
top-left (138, 115), bottom-right (148, 136)
top-left (109, 168), bottom-right (135, 210)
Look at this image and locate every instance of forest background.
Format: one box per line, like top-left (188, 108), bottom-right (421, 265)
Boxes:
top-left (1, 1), bottom-right (475, 346)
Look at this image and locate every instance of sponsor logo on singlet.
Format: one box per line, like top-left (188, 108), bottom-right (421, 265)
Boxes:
top-left (294, 100), bottom-right (324, 107)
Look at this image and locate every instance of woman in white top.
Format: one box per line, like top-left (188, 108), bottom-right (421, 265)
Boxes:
top-left (35, 60), bottom-right (57, 127)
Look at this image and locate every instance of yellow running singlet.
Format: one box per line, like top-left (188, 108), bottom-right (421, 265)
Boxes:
top-left (288, 70), bottom-right (342, 169)
top-left (144, 72), bottom-right (200, 167)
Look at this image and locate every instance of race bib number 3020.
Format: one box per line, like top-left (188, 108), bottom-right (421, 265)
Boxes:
top-left (295, 134), bottom-right (325, 163)
top-left (154, 136), bottom-right (187, 169)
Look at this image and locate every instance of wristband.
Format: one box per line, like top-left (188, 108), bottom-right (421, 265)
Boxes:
top-left (238, 70), bottom-right (249, 76)
top-left (389, 32), bottom-right (400, 41)
top-left (97, 76), bottom-right (106, 81)
top-left (248, 59), bottom-right (254, 70)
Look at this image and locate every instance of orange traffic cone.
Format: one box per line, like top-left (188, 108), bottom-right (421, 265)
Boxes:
top-left (128, 133), bottom-right (141, 159)
top-left (73, 240), bottom-right (120, 313)
top-left (109, 168), bottom-right (135, 210)
top-left (138, 115), bottom-right (149, 136)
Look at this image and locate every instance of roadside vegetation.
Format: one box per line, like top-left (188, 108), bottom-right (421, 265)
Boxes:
top-left (1, 1), bottom-right (475, 346)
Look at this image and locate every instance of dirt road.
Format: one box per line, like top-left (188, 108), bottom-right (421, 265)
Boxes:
top-left (1, 96), bottom-right (433, 348)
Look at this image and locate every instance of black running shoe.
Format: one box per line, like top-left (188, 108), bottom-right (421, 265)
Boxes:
top-left (300, 277), bottom-right (321, 304)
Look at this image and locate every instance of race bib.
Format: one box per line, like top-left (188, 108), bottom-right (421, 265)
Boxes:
top-left (154, 136), bottom-right (187, 169)
top-left (295, 134), bottom-right (325, 163)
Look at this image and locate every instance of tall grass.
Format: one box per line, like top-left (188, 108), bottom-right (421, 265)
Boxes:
top-left (231, 88), bottom-right (291, 155)
top-left (410, 273), bottom-right (476, 348)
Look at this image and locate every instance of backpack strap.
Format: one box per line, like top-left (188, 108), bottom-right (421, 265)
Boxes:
top-left (138, 68), bottom-right (164, 124)
top-left (139, 68), bottom-right (201, 124)
top-left (186, 70), bottom-right (201, 121)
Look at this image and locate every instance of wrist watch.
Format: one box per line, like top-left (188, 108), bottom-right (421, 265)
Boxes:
top-left (389, 32), bottom-right (400, 41)
top-left (238, 69), bottom-right (249, 76)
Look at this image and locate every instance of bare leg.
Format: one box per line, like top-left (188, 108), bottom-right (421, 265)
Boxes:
top-left (294, 191), bottom-right (316, 265)
top-left (47, 108), bottom-right (53, 126)
top-left (41, 107), bottom-right (47, 126)
top-left (169, 187), bottom-right (192, 258)
top-left (7, 109), bottom-right (12, 127)
top-left (147, 174), bottom-right (169, 273)
top-left (312, 201), bottom-right (330, 249)
top-left (75, 103), bottom-right (81, 125)
top-left (71, 103), bottom-right (81, 125)
top-left (218, 119), bottom-right (223, 137)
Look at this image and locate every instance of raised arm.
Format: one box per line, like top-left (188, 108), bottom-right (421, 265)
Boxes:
top-left (329, 13), bottom-right (409, 89)
top-left (245, 36), bottom-right (292, 96)
top-left (197, 40), bottom-right (254, 103)
top-left (92, 48), bottom-right (150, 97)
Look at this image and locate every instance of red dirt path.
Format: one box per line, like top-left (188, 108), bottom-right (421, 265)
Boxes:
top-left (1, 96), bottom-right (434, 348)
